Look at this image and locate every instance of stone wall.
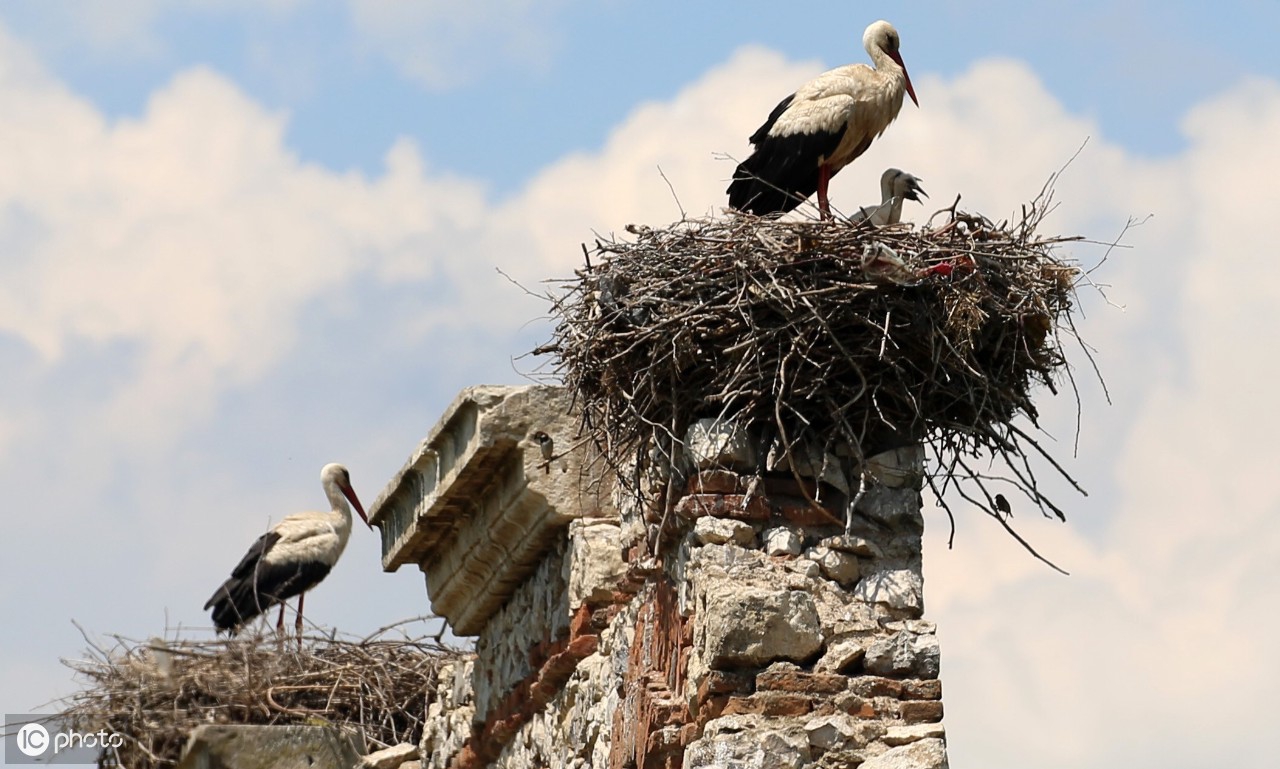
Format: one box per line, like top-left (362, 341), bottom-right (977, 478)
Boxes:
top-left (370, 387), bottom-right (949, 769)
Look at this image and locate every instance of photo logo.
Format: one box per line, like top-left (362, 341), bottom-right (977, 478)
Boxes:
top-left (5, 715), bottom-right (120, 765)
top-left (16, 723), bottom-right (50, 757)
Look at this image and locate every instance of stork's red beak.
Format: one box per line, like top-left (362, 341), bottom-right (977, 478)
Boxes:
top-left (344, 485), bottom-right (371, 528)
top-left (890, 51), bottom-right (919, 107)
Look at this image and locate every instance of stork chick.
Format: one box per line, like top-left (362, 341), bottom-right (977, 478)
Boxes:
top-left (851, 168), bottom-right (927, 226)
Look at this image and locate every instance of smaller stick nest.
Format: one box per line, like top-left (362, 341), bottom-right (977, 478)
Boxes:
top-left (58, 626), bottom-right (467, 768)
top-left (543, 201), bottom-right (1087, 541)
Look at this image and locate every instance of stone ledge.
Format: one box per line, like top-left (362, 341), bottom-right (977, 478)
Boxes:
top-left (368, 385), bottom-right (606, 635)
top-left (178, 725), bottom-right (365, 769)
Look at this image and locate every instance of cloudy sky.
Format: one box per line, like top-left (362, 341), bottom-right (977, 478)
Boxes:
top-left (2, 1), bottom-right (1278, 766)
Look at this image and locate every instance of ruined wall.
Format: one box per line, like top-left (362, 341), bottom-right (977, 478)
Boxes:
top-left (371, 388), bottom-right (949, 769)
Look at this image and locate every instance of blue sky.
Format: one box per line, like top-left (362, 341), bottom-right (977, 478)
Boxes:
top-left (7, 1), bottom-right (1274, 179)
top-left (2, 2), bottom-right (1279, 768)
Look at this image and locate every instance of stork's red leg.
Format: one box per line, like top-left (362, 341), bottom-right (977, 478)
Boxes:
top-left (295, 592), bottom-right (306, 642)
top-left (276, 603), bottom-right (286, 634)
top-left (817, 164), bottom-right (832, 220)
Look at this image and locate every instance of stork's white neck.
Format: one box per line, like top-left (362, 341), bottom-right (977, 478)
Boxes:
top-left (320, 474), bottom-right (355, 532)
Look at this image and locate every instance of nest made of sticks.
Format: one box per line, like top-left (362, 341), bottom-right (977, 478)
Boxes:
top-left (57, 622), bottom-right (468, 769)
top-left (539, 190), bottom-right (1096, 563)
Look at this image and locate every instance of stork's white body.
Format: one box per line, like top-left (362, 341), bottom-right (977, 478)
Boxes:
top-left (261, 499), bottom-right (355, 569)
top-left (727, 20), bottom-right (918, 218)
top-left (205, 463), bottom-right (367, 636)
top-left (771, 61), bottom-right (909, 172)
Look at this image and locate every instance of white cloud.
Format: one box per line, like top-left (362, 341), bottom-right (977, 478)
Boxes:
top-left (3, 20), bottom-right (1280, 769)
top-left (0, 27), bottom-right (493, 451)
top-left (1, 0), bottom-right (305, 55)
top-left (347, 0), bottom-right (575, 89)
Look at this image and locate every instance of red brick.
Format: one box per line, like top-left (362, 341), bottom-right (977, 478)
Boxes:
top-left (569, 604), bottom-right (593, 638)
top-left (773, 499), bottom-right (843, 527)
top-left (901, 700), bottom-right (945, 724)
top-left (762, 476), bottom-right (819, 498)
top-left (449, 745), bottom-right (482, 769)
top-left (722, 692), bottom-right (813, 717)
top-left (849, 676), bottom-right (903, 698)
top-left (698, 671), bottom-right (752, 699)
top-left (727, 494), bottom-right (771, 521)
top-left (901, 679), bottom-right (942, 700)
top-left (688, 470), bottom-right (745, 495)
top-left (676, 494), bottom-right (722, 519)
top-left (565, 633), bottom-right (599, 659)
top-left (696, 694), bottom-right (729, 722)
top-left (756, 669), bottom-right (848, 694)
top-left (679, 723), bottom-right (701, 746)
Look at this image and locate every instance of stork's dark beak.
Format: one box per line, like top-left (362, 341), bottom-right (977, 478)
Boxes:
top-left (890, 51), bottom-right (919, 107)
top-left (904, 177), bottom-right (927, 202)
top-left (345, 486), bottom-right (371, 528)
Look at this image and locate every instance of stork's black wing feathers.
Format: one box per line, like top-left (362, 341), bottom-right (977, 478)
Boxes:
top-left (204, 529), bottom-right (332, 634)
top-left (727, 128), bottom-right (848, 216)
top-left (749, 93), bottom-right (796, 145)
top-left (227, 530), bottom-right (282, 580)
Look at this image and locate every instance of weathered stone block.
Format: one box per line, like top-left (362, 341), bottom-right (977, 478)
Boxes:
top-left (177, 725), bottom-right (365, 769)
top-left (883, 722), bottom-right (946, 747)
top-left (685, 715), bottom-right (811, 769)
top-left (694, 516), bottom-right (756, 546)
top-left (860, 737), bottom-right (948, 769)
top-left (808, 546), bottom-right (861, 585)
top-left (855, 569), bottom-right (924, 614)
top-left (700, 583), bottom-right (823, 668)
top-left (766, 441), bottom-right (849, 495)
top-left (864, 632), bottom-right (940, 679)
top-left (786, 557), bottom-right (822, 579)
top-left (819, 534), bottom-right (883, 558)
top-left (686, 418), bottom-right (757, 471)
top-left (359, 743), bottom-right (419, 769)
top-left (764, 526), bottom-right (803, 556)
top-left (804, 713), bottom-right (885, 752)
top-left (865, 445), bottom-right (925, 489)
top-left (568, 519), bottom-right (625, 608)
top-left (816, 638), bottom-right (867, 674)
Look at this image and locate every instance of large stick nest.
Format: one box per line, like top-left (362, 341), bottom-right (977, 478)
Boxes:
top-left (56, 623), bottom-right (467, 768)
top-left (541, 193), bottom-right (1094, 560)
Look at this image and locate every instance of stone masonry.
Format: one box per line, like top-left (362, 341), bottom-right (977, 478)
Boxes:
top-left (368, 385), bottom-right (948, 768)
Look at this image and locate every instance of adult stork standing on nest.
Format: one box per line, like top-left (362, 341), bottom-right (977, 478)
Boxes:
top-left (205, 463), bottom-right (369, 638)
top-left (851, 168), bottom-right (927, 226)
top-left (727, 20), bottom-right (918, 219)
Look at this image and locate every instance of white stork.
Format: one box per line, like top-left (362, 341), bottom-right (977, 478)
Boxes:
top-left (727, 20), bottom-right (918, 219)
top-left (204, 463), bottom-right (369, 637)
top-left (851, 168), bottom-right (927, 226)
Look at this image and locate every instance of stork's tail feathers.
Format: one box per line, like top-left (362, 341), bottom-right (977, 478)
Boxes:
top-left (727, 155), bottom-right (812, 216)
top-left (204, 578), bottom-right (277, 634)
